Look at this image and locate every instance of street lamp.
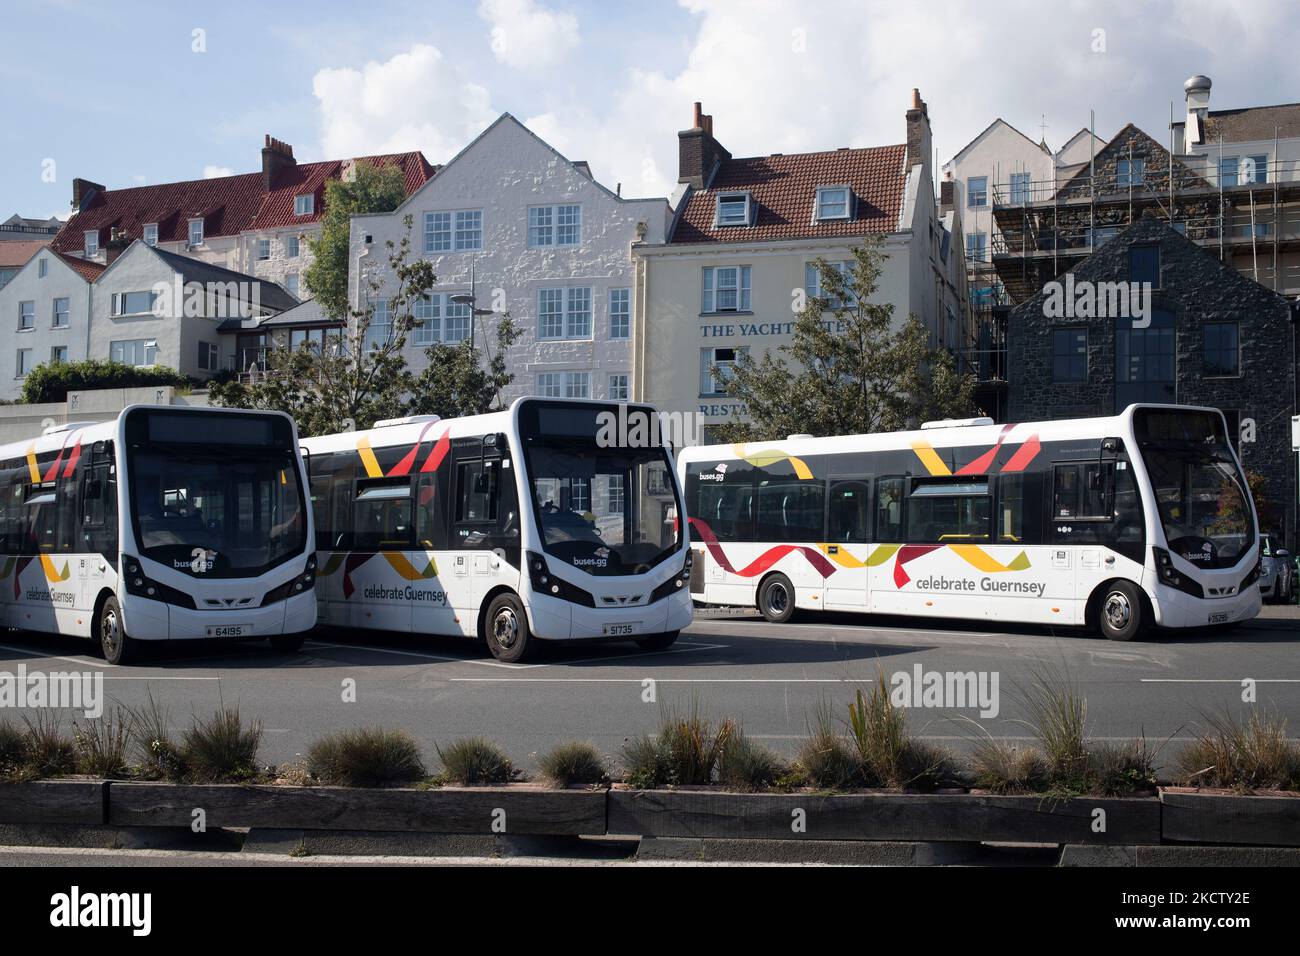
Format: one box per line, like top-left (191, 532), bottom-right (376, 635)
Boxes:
top-left (449, 265), bottom-right (501, 351)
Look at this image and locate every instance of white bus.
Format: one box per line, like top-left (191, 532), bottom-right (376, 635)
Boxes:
top-left (677, 404), bottom-right (1261, 640)
top-left (0, 405), bottom-right (316, 664)
top-left (300, 398), bottom-right (692, 662)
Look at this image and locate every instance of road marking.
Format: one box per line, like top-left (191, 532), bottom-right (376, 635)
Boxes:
top-left (0, 642), bottom-right (113, 669)
top-left (537, 641), bottom-right (727, 668)
top-left (454, 676), bottom-right (883, 684)
top-left (100, 675), bottom-right (219, 681)
top-left (690, 620), bottom-right (1006, 640)
top-left (1140, 678), bottom-right (1300, 683)
top-left (304, 640), bottom-right (535, 669)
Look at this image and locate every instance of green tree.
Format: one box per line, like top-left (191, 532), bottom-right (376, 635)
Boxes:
top-left (303, 162), bottom-right (407, 320)
top-left (21, 359), bottom-right (189, 404)
top-left (406, 315), bottom-right (523, 418)
top-left (711, 240), bottom-right (977, 442)
top-left (211, 216), bottom-right (435, 436)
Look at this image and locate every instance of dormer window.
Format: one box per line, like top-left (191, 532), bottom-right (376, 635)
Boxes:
top-left (143, 223), bottom-right (158, 246)
top-left (84, 231), bottom-right (99, 256)
top-left (714, 192), bottom-right (752, 227)
top-left (294, 194), bottom-right (314, 216)
top-left (188, 218), bottom-right (204, 247)
top-left (815, 186), bottom-right (851, 221)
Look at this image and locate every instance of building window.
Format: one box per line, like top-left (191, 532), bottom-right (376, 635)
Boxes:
top-left (1009, 172), bottom-right (1031, 205)
top-left (84, 231), bottom-right (99, 256)
top-left (285, 235), bottom-right (300, 258)
top-left (608, 373), bottom-right (629, 401)
top-left (285, 274), bottom-right (299, 297)
top-left (18, 301), bottom-right (34, 330)
top-left (257, 238), bottom-right (271, 261)
top-left (609, 288), bottom-right (630, 339)
top-left (1116, 158), bottom-right (1144, 188)
top-left (815, 186), bottom-right (851, 220)
top-left (366, 298), bottom-right (392, 351)
top-left (528, 204), bottom-right (581, 246)
top-left (1052, 328), bottom-right (1088, 382)
top-left (454, 210), bottom-right (482, 251)
top-left (52, 297), bottom-right (69, 329)
top-left (38, 258), bottom-right (47, 278)
top-left (16, 349), bottom-right (32, 378)
top-left (198, 341), bottom-right (220, 372)
top-left (538, 287), bottom-right (592, 340)
top-left (112, 291), bottom-right (158, 316)
top-left (537, 372), bottom-right (561, 397)
top-left (1203, 322), bottom-right (1240, 377)
top-left (294, 194), bottom-right (314, 216)
top-left (1128, 245), bottom-right (1160, 287)
top-left (1087, 226), bottom-right (1119, 248)
top-left (702, 265), bottom-right (751, 313)
top-left (564, 371), bottom-right (590, 398)
top-left (805, 261), bottom-right (854, 309)
top-left (110, 339), bottom-right (158, 367)
top-left (413, 293), bottom-right (472, 346)
top-left (1115, 309), bottom-right (1175, 409)
top-left (965, 232), bottom-right (987, 263)
top-left (606, 475), bottom-right (625, 514)
top-left (50, 346), bottom-right (68, 365)
top-left (714, 192), bottom-right (752, 227)
top-left (967, 176), bottom-right (988, 207)
top-left (700, 346), bottom-right (746, 395)
top-left (424, 212), bottom-right (451, 253)
top-left (143, 223), bottom-right (158, 247)
top-left (188, 219), bottom-right (204, 247)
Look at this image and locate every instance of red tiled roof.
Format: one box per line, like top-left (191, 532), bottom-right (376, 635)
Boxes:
top-left (51, 151), bottom-right (436, 254)
top-left (54, 251), bottom-right (106, 282)
top-left (0, 239), bottom-right (51, 269)
top-left (671, 144), bottom-right (907, 244)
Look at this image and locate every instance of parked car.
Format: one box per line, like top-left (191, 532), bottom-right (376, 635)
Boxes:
top-left (1259, 534), bottom-right (1294, 603)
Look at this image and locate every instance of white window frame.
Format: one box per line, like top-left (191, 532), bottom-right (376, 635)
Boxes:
top-left (1009, 172), bottom-right (1032, 205)
top-left (284, 273), bottom-right (299, 297)
top-left (198, 341), bottom-right (220, 372)
top-left (702, 265), bottom-right (752, 313)
top-left (37, 258), bottom-right (48, 278)
top-left (285, 234), bottom-right (300, 258)
top-left (423, 211), bottom-right (451, 253)
top-left (294, 194), bottom-right (314, 216)
top-left (608, 373), bottom-right (629, 401)
top-left (815, 186), bottom-right (851, 221)
top-left (187, 218), bottom-right (204, 248)
top-left (453, 210), bottom-right (482, 251)
top-left (366, 297), bottom-right (393, 351)
top-left (257, 238), bottom-right (271, 261)
top-left (528, 205), bottom-right (581, 247)
top-left (537, 372), bottom-right (562, 398)
top-left (563, 370), bottom-right (590, 399)
top-left (52, 297), bottom-right (70, 329)
top-left (110, 339), bottom-right (158, 367)
top-left (413, 293), bottom-right (472, 346)
top-left (967, 177), bottom-right (988, 208)
top-left (804, 261), bottom-right (855, 309)
top-left (18, 300), bottom-right (34, 331)
top-left (111, 291), bottom-right (159, 317)
top-left (50, 345), bottom-right (68, 365)
top-left (143, 223), bottom-right (158, 247)
top-left (16, 348), bottom-right (32, 378)
top-left (538, 287), bottom-right (593, 341)
top-left (84, 231), bottom-right (99, 256)
top-left (608, 288), bottom-right (631, 339)
top-left (700, 346), bottom-right (747, 396)
top-left (965, 231), bottom-right (988, 263)
top-left (714, 192), bottom-right (752, 227)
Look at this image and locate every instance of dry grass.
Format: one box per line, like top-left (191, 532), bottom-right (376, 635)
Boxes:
top-left (1176, 710), bottom-right (1298, 792)
top-left (307, 727), bottom-right (426, 787)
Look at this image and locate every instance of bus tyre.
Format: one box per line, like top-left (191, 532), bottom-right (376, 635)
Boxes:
top-left (759, 573), bottom-right (797, 624)
top-left (635, 630), bottom-right (679, 651)
top-left (269, 634), bottom-right (305, 653)
top-left (98, 596), bottom-right (136, 665)
top-left (484, 593), bottom-right (534, 663)
top-left (1097, 581), bottom-right (1147, 642)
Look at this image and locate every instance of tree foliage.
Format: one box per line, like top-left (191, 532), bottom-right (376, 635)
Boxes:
top-left (407, 315), bottom-right (523, 419)
top-left (303, 162), bottom-right (407, 320)
top-left (710, 240), bottom-right (977, 442)
top-left (21, 360), bottom-right (189, 404)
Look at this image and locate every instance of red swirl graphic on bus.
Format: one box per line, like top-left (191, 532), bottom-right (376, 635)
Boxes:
top-left (688, 518), bottom-right (837, 578)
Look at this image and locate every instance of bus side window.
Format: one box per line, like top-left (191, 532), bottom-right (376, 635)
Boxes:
top-left (998, 473), bottom-right (1044, 545)
top-left (828, 479), bottom-right (872, 543)
top-left (1052, 465), bottom-right (1080, 519)
top-left (874, 477), bottom-right (905, 543)
top-left (310, 474), bottom-right (333, 551)
top-left (352, 479), bottom-right (412, 551)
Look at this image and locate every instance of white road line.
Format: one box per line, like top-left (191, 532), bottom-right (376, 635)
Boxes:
top-left (537, 641), bottom-right (727, 668)
top-left (453, 677), bottom-right (882, 684)
top-left (690, 621), bottom-right (1006, 640)
top-left (1140, 678), bottom-right (1300, 683)
top-left (0, 642), bottom-right (113, 669)
top-left (100, 675), bottom-right (220, 681)
top-left (304, 640), bottom-right (534, 669)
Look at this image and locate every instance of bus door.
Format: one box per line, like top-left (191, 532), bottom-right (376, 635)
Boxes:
top-left (823, 476), bottom-right (872, 609)
top-left (448, 435), bottom-right (521, 629)
top-left (1049, 446), bottom-right (1120, 624)
top-left (350, 475), bottom-right (414, 633)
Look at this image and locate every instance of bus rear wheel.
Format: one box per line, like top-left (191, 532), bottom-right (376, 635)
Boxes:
top-left (758, 573), bottom-right (797, 624)
top-left (98, 595), bottom-right (137, 665)
top-left (1096, 581), bottom-right (1147, 642)
top-left (635, 630), bottom-right (679, 651)
top-left (484, 593), bottom-right (534, 663)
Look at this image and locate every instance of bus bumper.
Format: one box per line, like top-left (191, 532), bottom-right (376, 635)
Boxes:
top-left (528, 587), bottom-right (693, 641)
top-left (1149, 579), bottom-right (1261, 629)
top-left (121, 591), bottom-right (318, 642)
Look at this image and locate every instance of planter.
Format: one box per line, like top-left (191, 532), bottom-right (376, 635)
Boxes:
top-left (1160, 787), bottom-right (1300, 847)
top-left (608, 788), bottom-right (1161, 845)
top-left (0, 779), bottom-right (106, 825)
top-left (106, 781), bottom-right (606, 835)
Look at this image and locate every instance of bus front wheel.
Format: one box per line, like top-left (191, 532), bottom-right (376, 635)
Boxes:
top-left (635, 630), bottom-right (679, 651)
top-left (758, 573), bottom-right (797, 624)
top-left (98, 595), bottom-right (137, 665)
top-left (484, 593), bottom-right (534, 663)
top-left (1096, 581), bottom-right (1147, 642)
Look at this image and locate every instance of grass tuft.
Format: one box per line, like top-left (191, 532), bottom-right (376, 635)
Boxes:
top-left (1017, 666), bottom-right (1089, 792)
top-left (620, 697), bottom-right (734, 789)
top-left (537, 741), bottom-right (608, 787)
top-left (20, 712), bottom-right (77, 778)
top-left (125, 691), bottom-right (185, 781)
top-left (307, 728), bottom-right (426, 787)
top-left (181, 705), bottom-right (262, 783)
top-left (969, 737), bottom-right (1049, 794)
top-left (717, 728), bottom-right (789, 792)
top-left (436, 737), bottom-right (515, 785)
top-left (72, 709), bottom-right (133, 777)
top-left (0, 717), bottom-right (24, 777)
top-left (796, 698), bottom-right (859, 789)
top-left (1176, 710), bottom-right (1298, 792)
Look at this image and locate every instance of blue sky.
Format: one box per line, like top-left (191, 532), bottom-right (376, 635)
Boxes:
top-left (4, 0), bottom-right (1298, 219)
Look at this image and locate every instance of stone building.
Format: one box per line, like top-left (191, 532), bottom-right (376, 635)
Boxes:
top-left (1008, 215), bottom-right (1295, 540)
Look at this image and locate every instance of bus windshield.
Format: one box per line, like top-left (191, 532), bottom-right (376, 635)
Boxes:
top-left (1134, 408), bottom-right (1254, 570)
top-left (126, 411), bottom-right (307, 578)
top-left (520, 402), bottom-right (681, 576)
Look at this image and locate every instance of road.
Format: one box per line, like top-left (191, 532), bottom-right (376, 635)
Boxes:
top-left (1, 606), bottom-right (1297, 774)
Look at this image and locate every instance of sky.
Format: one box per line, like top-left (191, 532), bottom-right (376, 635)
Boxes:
top-left (3, 0), bottom-right (1299, 220)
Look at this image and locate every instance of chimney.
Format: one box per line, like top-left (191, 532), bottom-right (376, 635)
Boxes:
top-left (104, 226), bottom-right (131, 266)
top-left (905, 89), bottom-right (932, 175)
top-left (261, 135), bottom-right (297, 191)
top-left (71, 178), bottom-right (105, 213)
top-left (1183, 74), bottom-right (1212, 148)
top-left (678, 101), bottom-right (731, 189)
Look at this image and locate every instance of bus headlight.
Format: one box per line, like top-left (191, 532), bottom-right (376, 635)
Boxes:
top-left (120, 555), bottom-right (196, 609)
top-left (1152, 546), bottom-right (1204, 599)
top-left (526, 550), bottom-right (595, 607)
top-left (262, 556), bottom-right (318, 606)
top-left (650, 550), bottom-right (694, 603)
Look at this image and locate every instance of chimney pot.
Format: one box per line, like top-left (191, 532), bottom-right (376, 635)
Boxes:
top-left (911, 88), bottom-right (921, 109)
top-left (693, 102), bottom-right (703, 128)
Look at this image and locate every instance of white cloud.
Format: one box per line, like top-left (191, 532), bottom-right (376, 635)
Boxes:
top-left (202, 165), bottom-right (233, 179)
top-left (311, 44), bottom-right (497, 160)
top-left (478, 0), bottom-right (579, 71)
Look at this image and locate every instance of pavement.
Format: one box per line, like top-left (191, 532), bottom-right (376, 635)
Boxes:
top-left (1, 603), bottom-right (1297, 774)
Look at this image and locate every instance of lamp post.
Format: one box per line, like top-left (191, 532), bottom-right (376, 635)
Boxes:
top-left (450, 266), bottom-right (500, 353)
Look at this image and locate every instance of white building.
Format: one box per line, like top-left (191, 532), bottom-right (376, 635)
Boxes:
top-left (0, 249), bottom-right (104, 396)
top-left (348, 114), bottom-right (672, 404)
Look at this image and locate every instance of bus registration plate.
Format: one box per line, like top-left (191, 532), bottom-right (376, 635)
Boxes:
top-left (603, 622), bottom-right (639, 636)
top-left (206, 624), bottom-right (252, 638)
top-left (1207, 611), bottom-right (1229, 625)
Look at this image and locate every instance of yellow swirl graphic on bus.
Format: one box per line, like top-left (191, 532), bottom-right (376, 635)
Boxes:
top-left (816, 543), bottom-right (1029, 574)
top-left (40, 554), bottom-right (70, 582)
top-left (729, 444), bottom-right (813, 480)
